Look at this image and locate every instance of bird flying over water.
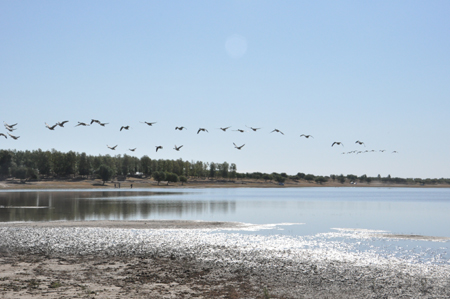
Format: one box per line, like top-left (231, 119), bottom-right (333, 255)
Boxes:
top-left (129, 148), bottom-right (136, 152)
top-left (90, 119), bottom-right (100, 125)
top-left (45, 122), bottom-right (57, 130)
top-left (218, 127), bottom-right (231, 132)
top-left (271, 129), bottom-right (284, 135)
top-left (75, 122), bottom-right (90, 127)
top-left (3, 122), bottom-right (17, 128)
top-left (174, 145), bottom-right (183, 151)
top-left (4, 126), bottom-right (16, 132)
top-left (331, 142), bottom-right (344, 147)
top-left (107, 145), bottom-right (117, 150)
top-left (234, 129), bottom-right (245, 133)
top-left (355, 140), bottom-right (365, 146)
top-left (197, 128), bottom-right (208, 134)
top-left (233, 143), bottom-right (245, 150)
top-left (7, 133), bottom-right (19, 140)
top-left (57, 121), bottom-right (69, 127)
top-left (300, 134), bottom-right (314, 138)
top-left (155, 146), bottom-right (163, 152)
top-left (141, 121), bottom-right (157, 126)
top-left (175, 126), bottom-right (187, 130)
top-left (120, 126), bottom-right (130, 131)
top-left (0, 133), bottom-right (7, 139)
top-left (246, 126), bottom-right (261, 131)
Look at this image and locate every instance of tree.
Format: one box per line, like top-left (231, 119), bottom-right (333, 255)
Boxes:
top-left (78, 152), bottom-right (91, 177)
top-left (98, 164), bottom-right (113, 185)
top-left (0, 150), bottom-right (13, 177)
top-left (304, 174), bottom-right (315, 182)
top-left (152, 171), bottom-right (166, 185)
top-left (315, 176), bottom-right (328, 185)
top-left (262, 174), bottom-right (272, 182)
top-left (209, 162), bottom-right (216, 179)
top-left (274, 175), bottom-right (286, 184)
top-left (179, 175), bottom-right (187, 186)
top-left (166, 172), bottom-right (179, 185)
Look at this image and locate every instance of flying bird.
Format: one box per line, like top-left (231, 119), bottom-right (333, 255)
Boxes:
top-left (0, 133), bottom-right (7, 139)
top-left (4, 126), bottom-right (16, 132)
top-left (75, 122), bottom-right (90, 127)
top-left (141, 121), bottom-right (157, 126)
top-left (98, 122), bottom-right (108, 127)
top-left (233, 143), bottom-right (245, 150)
top-left (155, 146), bottom-right (163, 152)
top-left (107, 145), bottom-right (117, 150)
top-left (174, 145), bottom-right (183, 151)
top-left (271, 129), bottom-right (284, 135)
top-left (7, 133), bottom-right (19, 140)
top-left (3, 122), bottom-right (17, 128)
top-left (197, 128), bottom-right (208, 134)
top-left (300, 134), bottom-right (314, 138)
top-left (218, 127), bottom-right (231, 132)
top-left (120, 126), bottom-right (130, 131)
top-left (90, 119), bottom-right (101, 125)
top-left (379, 150), bottom-right (386, 152)
top-left (355, 140), bottom-right (365, 146)
top-left (129, 148), bottom-right (136, 152)
top-left (234, 129), bottom-right (245, 133)
top-left (246, 126), bottom-right (261, 131)
top-left (392, 151), bottom-right (398, 154)
top-left (45, 122), bottom-right (58, 130)
top-left (331, 142), bottom-right (344, 147)
top-left (175, 126), bottom-right (187, 130)
top-left (57, 121), bottom-right (69, 127)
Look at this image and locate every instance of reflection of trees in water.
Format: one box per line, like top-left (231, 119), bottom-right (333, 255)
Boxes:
top-left (0, 191), bottom-right (236, 222)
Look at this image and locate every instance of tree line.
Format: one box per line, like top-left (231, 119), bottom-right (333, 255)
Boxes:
top-left (0, 149), bottom-right (448, 186)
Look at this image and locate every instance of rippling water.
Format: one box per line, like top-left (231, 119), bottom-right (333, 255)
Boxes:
top-left (1, 187), bottom-right (449, 265)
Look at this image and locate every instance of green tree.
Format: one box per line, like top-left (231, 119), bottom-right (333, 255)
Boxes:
top-left (179, 175), bottom-right (187, 186)
top-left (314, 176), bottom-right (328, 185)
top-left (98, 164), bottom-right (113, 185)
top-left (0, 150), bottom-right (13, 177)
top-left (304, 174), bottom-right (315, 182)
top-left (78, 152), bottom-right (90, 177)
top-left (166, 172), bottom-right (179, 185)
top-left (152, 171), bottom-right (166, 185)
top-left (209, 162), bottom-right (216, 179)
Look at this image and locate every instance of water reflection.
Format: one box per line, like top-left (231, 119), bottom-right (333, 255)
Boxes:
top-left (0, 190), bottom-right (236, 222)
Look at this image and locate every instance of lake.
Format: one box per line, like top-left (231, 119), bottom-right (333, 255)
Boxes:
top-left (1, 187), bottom-right (449, 265)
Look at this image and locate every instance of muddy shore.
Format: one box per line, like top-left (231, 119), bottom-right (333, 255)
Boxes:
top-left (1, 221), bottom-right (449, 298)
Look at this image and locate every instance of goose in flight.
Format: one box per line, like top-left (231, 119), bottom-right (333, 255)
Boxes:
top-left (175, 126), bottom-right (187, 131)
top-left (3, 122), bottom-right (17, 128)
top-left (4, 125), bottom-right (16, 132)
top-left (120, 126), bottom-right (130, 131)
top-left (246, 126), bottom-right (261, 132)
top-left (98, 122), bottom-right (108, 127)
top-left (7, 133), bottom-right (20, 140)
top-left (355, 140), bottom-right (365, 146)
top-left (45, 122), bottom-right (58, 130)
top-left (331, 142), bottom-right (344, 147)
top-left (392, 151), bottom-right (398, 153)
top-left (300, 134), bottom-right (314, 138)
top-left (155, 146), bottom-right (163, 152)
top-left (233, 143), bottom-right (245, 150)
top-left (90, 119), bottom-right (100, 125)
top-left (129, 148), bottom-right (136, 152)
top-left (379, 150), bottom-right (386, 152)
top-left (0, 133), bottom-right (7, 139)
top-left (271, 129), bottom-right (284, 135)
top-left (107, 145), bottom-right (117, 150)
top-left (141, 121), bottom-right (157, 126)
top-left (234, 129), bottom-right (245, 133)
top-left (75, 122), bottom-right (90, 127)
top-left (219, 127), bottom-right (231, 132)
top-left (57, 121), bottom-right (69, 127)
top-left (197, 128), bottom-right (208, 134)
top-left (174, 145), bottom-right (183, 151)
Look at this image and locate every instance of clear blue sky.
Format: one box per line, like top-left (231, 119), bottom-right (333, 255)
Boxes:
top-left (1, 1), bottom-right (449, 178)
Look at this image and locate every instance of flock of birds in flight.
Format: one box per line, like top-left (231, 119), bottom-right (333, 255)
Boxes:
top-left (1, 120), bottom-right (398, 154)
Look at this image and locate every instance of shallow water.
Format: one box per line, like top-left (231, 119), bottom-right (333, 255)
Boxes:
top-left (1, 187), bottom-right (449, 265)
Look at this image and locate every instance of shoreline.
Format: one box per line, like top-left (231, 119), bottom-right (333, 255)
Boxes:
top-left (1, 177), bottom-right (449, 190)
top-left (1, 221), bottom-right (449, 298)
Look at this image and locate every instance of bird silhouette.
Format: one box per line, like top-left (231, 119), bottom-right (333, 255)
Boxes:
top-left (174, 145), bottom-right (183, 151)
top-left (331, 142), bottom-right (344, 147)
top-left (197, 128), bottom-right (208, 134)
top-left (271, 129), bottom-right (284, 135)
top-left (0, 133), bottom-right (7, 139)
top-left (75, 122), bottom-right (90, 127)
top-left (3, 122), bottom-right (17, 128)
top-left (4, 126), bottom-right (16, 132)
top-left (155, 146), bottom-right (163, 152)
top-left (107, 145), bottom-right (117, 150)
top-left (129, 148), bottom-right (136, 152)
top-left (392, 151), bottom-right (398, 154)
top-left (98, 122), bottom-right (108, 127)
top-left (300, 134), bottom-right (314, 138)
top-left (175, 126), bottom-right (187, 130)
top-left (379, 150), bottom-right (386, 152)
top-left (219, 127), bottom-right (231, 132)
top-left (7, 133), bottom-right (20, 140)
top-left (45, 122), bottom-right (57, 130)
top-left (233, 143), bottom-right (245, 150)
top-left (355, 140), bottom-right (365, 147)
top-left (90, 119), bottom-right (100, 125)
top-left (246, 126), bottom-right (261, 131)
top-left (120, 126), bottom-right (130, 131)
top-left (234, 129), bottom-right (245, 133)
top-left (141, 121), bottom-right (157, 126)
top-left (57, 121), bottom-right (69, 127)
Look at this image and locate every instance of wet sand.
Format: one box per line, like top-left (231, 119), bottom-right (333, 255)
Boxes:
top-left (1, 220), bottom-right (449, 298)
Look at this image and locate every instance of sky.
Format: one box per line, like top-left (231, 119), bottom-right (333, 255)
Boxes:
top-left (1, 1), bottom-right (449, 179)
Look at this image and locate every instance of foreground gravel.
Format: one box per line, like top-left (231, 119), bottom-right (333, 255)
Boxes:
top-left (0, 221), bottom-right (449, 298)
